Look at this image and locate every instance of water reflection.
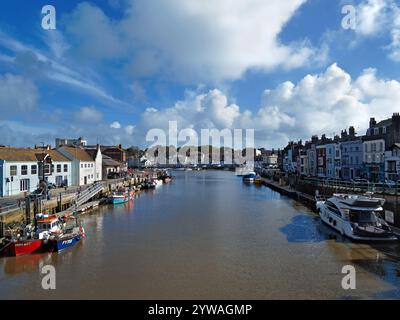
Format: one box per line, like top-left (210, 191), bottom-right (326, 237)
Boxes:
top-left (0, 171), bottom-right (400, 299)
top-left (279, 215), bottom-right (346, 243)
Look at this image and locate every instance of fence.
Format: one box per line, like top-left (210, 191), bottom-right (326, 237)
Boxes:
top-left (300, 177), bottom-right (400, 196)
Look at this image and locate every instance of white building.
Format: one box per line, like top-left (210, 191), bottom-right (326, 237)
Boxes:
top-left (363, 138), bottom-right (385, 164)
top-left (262, 154), bottom-right (278, 166)
top-left (0, 147), bottom-right (72, 197)
top-left (58, 146), bottom-right (102, 186)
top-left (363, 138), bottom-right (385, 182)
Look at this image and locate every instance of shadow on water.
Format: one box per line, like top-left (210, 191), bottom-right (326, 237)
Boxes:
top-left (279, 214), bottom-right (348, 243)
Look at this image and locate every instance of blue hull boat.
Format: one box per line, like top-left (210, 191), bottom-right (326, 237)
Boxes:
top-left (112, 197), bottom-right (128, 205)
top-left (52, 231), bottom-right (84, 252)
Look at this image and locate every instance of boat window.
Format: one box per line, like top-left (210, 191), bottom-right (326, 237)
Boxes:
top-left (326, 201), bottom-right (341, 216)
top-left (349, 210), bottom-right (378, 223)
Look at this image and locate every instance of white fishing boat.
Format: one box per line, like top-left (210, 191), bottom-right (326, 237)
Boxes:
top-left (316, 193), bottom-right (398, 241)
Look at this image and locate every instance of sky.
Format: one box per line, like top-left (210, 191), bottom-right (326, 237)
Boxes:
top-left (1, 0), bottom-right (400, 149)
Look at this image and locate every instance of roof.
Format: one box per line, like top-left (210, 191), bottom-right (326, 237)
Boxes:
top-left (59, 146), bottom-right (94, 162)
top-left (102, 155), bottom-right (121, 167)
top-left (0, 147), bottom-right (70, 162)
top-left (374, 118), bottom-right (392, 128)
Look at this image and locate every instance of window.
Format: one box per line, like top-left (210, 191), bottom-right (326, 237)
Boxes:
top-left (21, 165), bottom-right (28, 175)
top-left (380, 142), bottom-right (383, 152)
top-left (81, 164), bottom-right (83, 168)
top-left (20, 179), bottom-right (30, 191)
top-left (31, 165), bottom-right (37, 175)
top-left (56, 176), bottom-right (63, 186)
top-left (10, 165), bottom-right (17, 176)
top-left (85, 164), bottom-right (87, 168)
top-left (326, 201), bottom-right (341, 216)
top-left (64, 164), bottom-right (68, 172)
top-left (57, 164), bottom-right (62, 173)
top-left (44, 164), bottom-right (51, 175)
top-left (51, 164), bottom-right (55, 172)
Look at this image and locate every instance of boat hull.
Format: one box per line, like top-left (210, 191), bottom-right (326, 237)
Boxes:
top-left (51, 233), bottom-right (82, 252)
top-left (112, 197), bottom-right (128, 204)
top-left (318, 204), bottom-right (398, 241)
top-left (4, 239), bottom-right (43, 256)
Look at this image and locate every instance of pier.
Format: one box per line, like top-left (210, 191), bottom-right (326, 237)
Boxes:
top-left (0, 172), bottom-right (158, 227)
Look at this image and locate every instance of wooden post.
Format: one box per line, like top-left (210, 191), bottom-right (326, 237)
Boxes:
top-left (57, 192), bottom-right (62, 212)
top-left (0, 218), bottom-right (4, 238)
top-left (25, 197), bottom-right (31, 225)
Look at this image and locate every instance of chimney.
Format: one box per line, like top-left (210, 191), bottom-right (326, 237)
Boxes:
top-left (369, 117), bottom-right (376, 128)
top-left (311, 135), bottom-right (319, 143)
top-left (349, 126), bottom-right (356, 137)
top-left (392, 113), bottom-right (400, 144)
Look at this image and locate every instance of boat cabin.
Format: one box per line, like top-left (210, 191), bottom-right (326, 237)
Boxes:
top-left (36, 214), bottom-right (62, 237)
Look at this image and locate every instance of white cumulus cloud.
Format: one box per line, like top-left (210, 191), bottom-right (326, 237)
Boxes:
top-left (64, 0), bottom-right (325, 84)
top-left (134, 64), bottom-right (400, 148)
top-left (110, 121), bottom-right (121, 129)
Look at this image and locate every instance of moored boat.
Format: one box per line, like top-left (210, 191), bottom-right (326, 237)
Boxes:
top-left (254, 176), bottom-right (263, 185)
top-left (152, 178), bottom-right (163, 188)
top-left (51, 226), bottom-right (85, 252)
top-left (3, 239), bottom-right (43, 257)
top-left (111, 194), bottom-right (129, 204)
top-left (316, 193), bottom-right (398, 241)
top-left (243, 172), bottom-right (256, 183)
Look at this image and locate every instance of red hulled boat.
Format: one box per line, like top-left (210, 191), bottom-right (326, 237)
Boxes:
top-left (3, 239), bottom-right (43, 256)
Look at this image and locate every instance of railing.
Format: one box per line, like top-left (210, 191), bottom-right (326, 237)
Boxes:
top-left (300, 177), bottom-right (400, 196)
top-left (69, 182), bottom-right (104, 209)
top-left (0, 202), bottom-right (23, 216)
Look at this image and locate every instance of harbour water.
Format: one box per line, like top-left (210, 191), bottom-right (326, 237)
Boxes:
top-left (1, 170), bottom-right (400, 299)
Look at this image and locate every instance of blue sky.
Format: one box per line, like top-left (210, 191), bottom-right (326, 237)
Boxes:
top-left (1, 0), bottom-right (400, 148)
